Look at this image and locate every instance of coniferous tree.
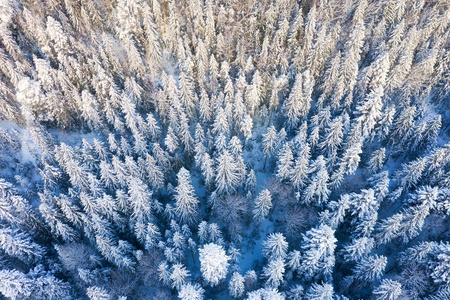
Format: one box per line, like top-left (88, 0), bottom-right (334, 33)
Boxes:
top-left (215, 150), bottom-right (241, 195)
top-left (304, 283), bottom-right (334, 300)
top-left (0, 228), bottom-right (45, 264)
top-left (199, 243), bottom-right (230, 287)
top-left (263, 257), bottom-right (285, 288)
top-left (291, 144), bottom-right (310, 189)
top-left (353, 255), bottom-right (387, 282)
top-left (229, 272), bottom-right (245, 298)
top-left (171, 263), bottom-right (190, 290)
top-left (253, 189), bottom-right (272, 223)
top-left (0, 269), bottom-right (34, 299)
top-left (262, 125), bottom-right (278, 168)
top-left (0, 1), bottom-right (448, 299)
top-left (276, 142), bottom-right (294, 182)
top-left (302, 156), bottom-right (330, 206)
top-left (368, 148), bottom-right (386, 173)
top-left (287, 250), bottom-right (302, 273)
top-left (320, 116), bottom-right (344, 160)
top-left (179, 283), bottom-right (205, 300)
top-left (263, 233), bottom-right (289, 260)
top-left (87, 286), bottom-right (111, 300)
top-left (373, 279), bottom-right (402, 300)
top-left (300, 224), bottom-right (337, 279)
top-left (174, 168), bottom-right (200, 225)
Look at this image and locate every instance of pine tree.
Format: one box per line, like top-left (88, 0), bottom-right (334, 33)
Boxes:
top-left (247, 288), bottom-right (285, 300)
top-left (171, 263), bottom-right (190, 290)
top-left (158, 261), bottom-right (171, 286)
top-left (262, 125), bottom-right (278, 168)
top-left (284, 72), bottom-right (309, 128)
top-left (287, 284), bottom-right (305, 300)
top-left (207, 224), bottom-right (223, 244)
top-left (0, 269), bottom-right (34, 299)
top-left (300, 224), bottom-right (337, 279)
top-left (245, 169), bottom-right (257, 192)
top-left (215, 150), bottom-right (241, 194)
top-left (368, 171), bottom-right (390, 202)
top-left (395, 157), bottom-right (426, 191)
top-left (291, 144), bottom-right (310, 189)
top-left (174, 168), bottom-right (199, 225)
top-left (128, 177), bottom-right (153, 224)
top-left (287, 250), bottom-right (302, 272)
top-left (39, 200), bottom-right (78, 242)
top-left (253, 189), bottom-right (272, 223)
top-left (144, 154), bottom-right (164, 189)
top-left (319, 116), bottom-right (343, 159)
top-left (263, 233), bottom-right (288, 260)
top-left (28, 266), bottom-right (72, 299)
top-left (302, 156), bottom-right (330, 206)
top-left (263, 257), bottom-right (285, 288)
top-left (200, 153), bottom-right (215, 187)
top-left (276, 142), bottom-right (294, 182)
top-left (241, 114), bottom-right (253, 147)
top-left (390, 105), bottom-right (416, 148)
top-left (373, 279), bottom-right (402, 300)
top-left (212, 107), bottom-right (230, 137)
top-left (87, 286), bottom-right (111, 300)
top-left (342, 237), bottom-right (374, 262)
top-left (326, 194), bottom-right (351, 229)
top-left (353, 254), bottom-right (387, 282)
top-left (178, 111), bottom-right (194, 153)
top-left (229, 136), bottom-right (243, 157)
top-left (375, 213), bottom-right (403, 246)
top-left (178, 69), bottom-right (196, 117)
top-left (398, 205), bottom-right (431, 243)
top-left (368, 148), bottom-right (386, 173)
top-left (204, 0), bottom-right (215, 47)
top-left (349, 189), bottom-right (378, 222)
top-left (199, 243), bottom-right (230, 286)
top-left (178, 283), bottom-right (205, 300)
top-left (0, 228), bottom-right (45, 263)
top-left (304, 283), bottom-right (334, 300)
top-left (165, 126), bottom-right (179, 154)
top-left (199, 88), bottom-right (212, 122)
top-left (198, 221), bottom-right (209, 244)
top-left (429, 241), bottom-right (450, 284)
top-left (245, 71), bottom-right (263, 116)
top-left (340, 141), bottom-right (363, 176)
top-left (229, 272), bottom-right (245, 298)
top-left (356, 86), bottom-right (384, 138)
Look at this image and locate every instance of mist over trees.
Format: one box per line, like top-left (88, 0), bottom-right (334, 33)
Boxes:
top-left (0, 0), bottom-right (449, 299)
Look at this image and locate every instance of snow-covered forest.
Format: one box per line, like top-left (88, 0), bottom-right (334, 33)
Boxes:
top-left (0, 0), bottom-right (449, 299)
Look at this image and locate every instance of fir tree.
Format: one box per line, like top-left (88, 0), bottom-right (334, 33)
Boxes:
top-left (0, 269), bottom-right (34, 299)
top-left (229, 272), bottom-right (245, 298)
top-left (353, 254), bottom-right (387, 282)
top-left (373, 279), bottom-right (402, 300)
top-left (87, 286), bottom-right (111, 300)
top-left (174, 168), bottom-right (200, 225)
top-left (291, 144), bottom-right (310, 189)
top-left (199, 243), bottom-right (230, 287)
top-left (263, 257), bottom-right (285, 288)
top-left (302, 156), bottom-right (330, 206)
top-left (263, 233), bottom-right (289, 260)
top-left (300, 224), bottom-right (337, 279)
top-left (262, 125), bottom-right (278, 168)
top-left (171, 263), bottom-right (190, 290)
top-left (253, 189), bottom-right (272, 223)
top-left (304, 283), bottom-right (334, 300)
top-left (179, 283), bottom-right (205, 300)
top-left (215, 150), bottom-right (241, 194)
top-left (276, 142), bottom-right (294, 182)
